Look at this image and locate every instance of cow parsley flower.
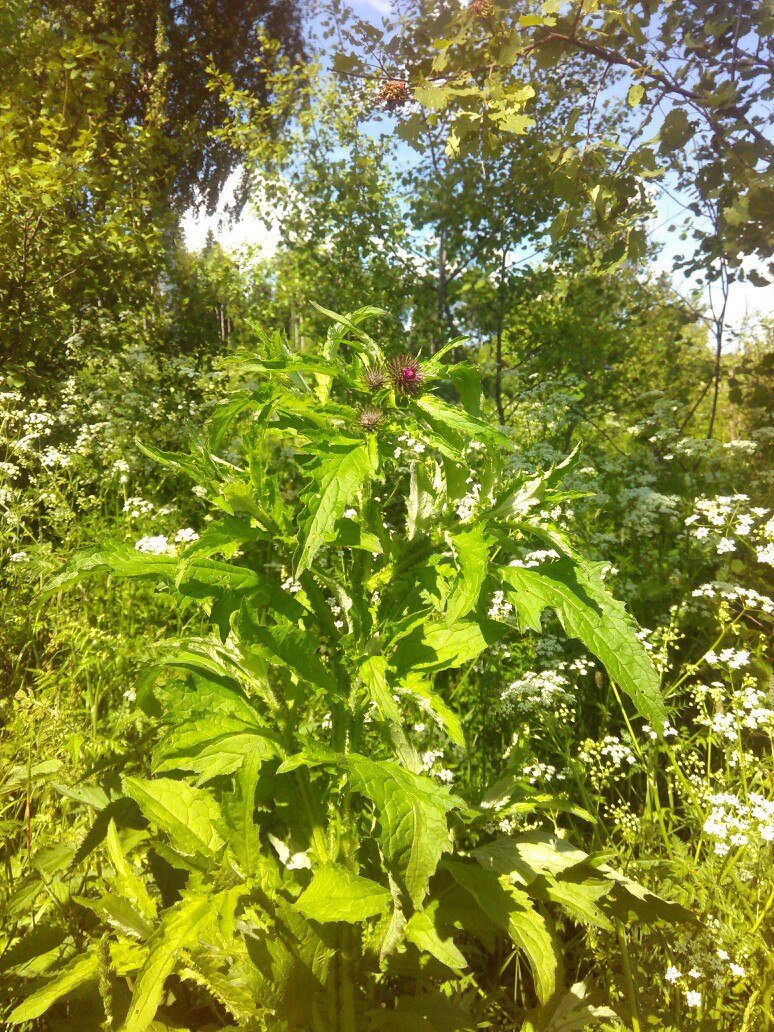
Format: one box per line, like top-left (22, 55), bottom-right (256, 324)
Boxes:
top-left (134, 535), bottom-right (172, 555)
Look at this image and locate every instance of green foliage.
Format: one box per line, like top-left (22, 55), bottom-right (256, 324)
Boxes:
top-left (6, 306), bottom-right (685, 1030)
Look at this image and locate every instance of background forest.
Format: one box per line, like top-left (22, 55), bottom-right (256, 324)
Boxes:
top-left (0, 0), bottom-right (772, 1029)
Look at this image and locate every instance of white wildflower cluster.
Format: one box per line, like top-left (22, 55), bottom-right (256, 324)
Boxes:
top-left (192, 485), bottom-right (207, 499)
top-left (694, 675), bottom-right (774, 740)
top-left (123, 496), bottom-right (155, 518)
top-left (605, 802), bottom-right (639, 840)
top-left (685, 494), bottom-right (771, 559)
top-left (521, 761), bottom-right (568, 785)
top-left (174, 527), bottom-right (199, 545)
top-left (9, 551), bottom-right (29, 563)
top-left (560, 655), bottom-right (595, 677)
top-left (393, 432), bottom-right (426, 461)
top-left (617, 487), bottom-right (681, 537)
top-left (578, 735), bottom-right (637, 788)
top-left (703, 647), bottom-right (750, 669)
top-left (40, 446), bottom-right (71, 469)
top-left (499, 669), bottom-right (576, 715)
top-left (134, 535), bottom-right (173, 555)
top-left (702, 792), bottom-right (774, 856)
top-left (421, 749), bottom-right (454, 784)
top-left (508, 548), bottom-right (560, 569)
top-left (487, 590), bottom-right (513, 620)
top-left (326, 597), bottom-right (345, 631)
top-left (455, 475), bottom-right (482, 522)
top-left (690, 581), bottom-right (774, 614)
top-left (668, 927), bottom-right (749, 1000)
top-left (281, 575), bottom-right (302, 594)
top-left (641, 721), bottom-right (678, 740)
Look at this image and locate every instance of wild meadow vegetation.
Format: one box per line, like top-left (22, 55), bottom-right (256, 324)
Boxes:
top-left (1, 1), bottom-right (772, 1030)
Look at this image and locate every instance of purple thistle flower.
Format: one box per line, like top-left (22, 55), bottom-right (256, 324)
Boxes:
top-left (387, 354), bottom-right (424, 396)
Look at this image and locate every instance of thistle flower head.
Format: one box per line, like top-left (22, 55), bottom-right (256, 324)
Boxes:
top-left (378, 79), bottom-right (411, 110)
top-left (358, 407), bottom-right (386, 432)
top-left (362, 364), bottom-right (388, 392)
top-left (388, 354), bottom-right (425, 396)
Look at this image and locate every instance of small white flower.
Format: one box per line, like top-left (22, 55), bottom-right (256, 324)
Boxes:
top-left (665, 965), bottom-right (682, 983)
top-left (174, 527), bottom-right (199, 544)
top-left (729, 963), bottom-right (745, 977)
top-left (134, 535), bottom-right (171, 555)
top-left (343, 508), bottom-right (357, 519)
top-left (685, 990), bottom-right (702, 1008)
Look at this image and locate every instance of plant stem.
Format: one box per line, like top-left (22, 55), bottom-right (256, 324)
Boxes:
top-left (617, 920), bottom-right (641, 1032)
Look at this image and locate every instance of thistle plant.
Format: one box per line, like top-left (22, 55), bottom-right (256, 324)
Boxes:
top-left (21, 307), bottom-right (691, 1030)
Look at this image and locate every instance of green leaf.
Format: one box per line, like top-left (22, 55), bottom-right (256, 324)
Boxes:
top-left (415, 395), bottom-right (510, 453)
top-left (499, 556), bottom-right (666, 724)
top-left (359, 655), bottom-right (400, 723)
top-left (123, 777), bottom-right (224, 856)
top-left (405, 906), bottom-right (468, 971)
top-left (659, 107), bottom-right (695, 153)
top-left (445, 524), bottom-right (489, 625)
top-left (397, 673), bottom-right (465, 748)
top-left (7, 951), bottom-right (99, 1023)
top-left (295, 439), bottom-right (379, 575)
top-left (407, 459), bottom-right (439, 540)
top-left (507, 887), bottom-right (558, 1004)
top-left (444, 860), bottom-right (556, 1003)
top-left (414, 83), bottom-right (448, 111)
top-left (294, 865), bottom-right (391, 923)
top-left (627, 83), bottom-right (645, 107)
top-left (222, 751), bottom-right (264, 876)
top-left (392, 618), bottom-right (507, 675)
top-left (521, 980), bottom-right (618, 1031)
top-left (124, 894), bottom-right (213, 1032)
top-left (346, 755), bottom-right (460, 906)
top-left (249, 621), bottom-right (341, 697)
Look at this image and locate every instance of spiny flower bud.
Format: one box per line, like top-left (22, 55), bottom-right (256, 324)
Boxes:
top-left (469, 0), bottom-right (493, 14)
top-left (378, 79), bottom-right (411, 111)
top-left (362, 365), bottom-right (388, 392)
top-left (387, 354), bottom-right (425, 396)
top-left (358, 407), bottom-right (386, 432)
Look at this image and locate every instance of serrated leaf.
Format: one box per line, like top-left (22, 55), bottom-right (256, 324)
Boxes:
top-left (7, 951), bottom-right (99, 1023)
top-left (346, 755), bottom-right (460, 906)
top-left (294, 865), bottom-right (391, 923)
top-left (295, 440), bottom-right (378, 575)
top-left (405, 907), bottom-right (468, 971)
top-left (392, 618), bottom-right (507, 675)
top-left (415, 395), bottom-right (510, 453)
top-left (444, 860), bottom-right (556, 1002)
top-left (249, 622), bottom-right (340, 696)
top-left (445, 524), bottom-right (489, 625)
top-left (123, 777), bottom-right (224, 856)
top-left (123, 895), bottom-right (213, 1032)
top-left (499, 557), bottom-right (666, 724)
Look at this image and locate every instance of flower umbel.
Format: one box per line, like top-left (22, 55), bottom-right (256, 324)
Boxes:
top-left (387, 354), bottom-right (424, 396)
